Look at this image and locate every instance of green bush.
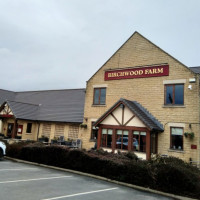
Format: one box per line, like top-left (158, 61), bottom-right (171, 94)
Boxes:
top-left (154, 162), bottom-right (200, 198)
top-left (6, 141), bottom-right (34, 158)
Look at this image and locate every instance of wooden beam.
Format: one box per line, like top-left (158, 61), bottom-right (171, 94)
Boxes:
top-left (12, 120), bottom-right (18, 138)
top-left (111, 113), bottom-right (121, 125)
top-left (124, 115), bottom-right (135, 126)
top-left (112, 129), bottom-right (116, 152)
top-left (97, 126), bottom-right (102, 149)
top-left (146, 130), bottom-right (151, 160)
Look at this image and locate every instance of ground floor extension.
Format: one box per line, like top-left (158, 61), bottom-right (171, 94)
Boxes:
top-left (0, 117), bottom-right (81, 144)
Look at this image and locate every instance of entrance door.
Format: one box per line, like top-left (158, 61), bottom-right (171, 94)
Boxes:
top-left (7, 123), bottom-right (14, 138)
top-left (17, 125), bottom-right (23, 139)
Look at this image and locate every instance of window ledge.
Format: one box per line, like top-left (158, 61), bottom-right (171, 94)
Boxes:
top-left (92, 104), bottom-right (106, 107)
top-left (168, 149), bottom-right (185, 153)
top-left (89, 139), bottom-right (97, 142)
top-left (162, 105), bottom-right (185, 108)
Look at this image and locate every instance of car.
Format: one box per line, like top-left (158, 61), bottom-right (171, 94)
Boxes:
top-left (0, 141), bottom-right (6, 159)
top-left (116, 137), bottom-right (138, 150)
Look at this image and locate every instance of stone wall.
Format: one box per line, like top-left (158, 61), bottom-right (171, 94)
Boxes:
top-left (81, 32), bottom-right (200, 162)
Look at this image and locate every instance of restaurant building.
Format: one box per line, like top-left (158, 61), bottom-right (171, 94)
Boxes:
top-left (0, 31), bottom-right (199, 163)
top-left (0, 89), bottom-right (85, 142)
top-left (81, 31), bottom-right (200, 162)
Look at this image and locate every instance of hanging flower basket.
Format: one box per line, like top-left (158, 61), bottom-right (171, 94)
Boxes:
top-left (184, 132), bottom-right (194, 139)
top-left (80, 123), bottom-right (87, 128)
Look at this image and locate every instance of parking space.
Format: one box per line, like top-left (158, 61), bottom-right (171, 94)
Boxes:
top-left (0, 159), bottom-right (174, 200)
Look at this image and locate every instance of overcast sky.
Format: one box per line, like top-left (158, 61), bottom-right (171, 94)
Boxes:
top-left (0, 0), bottom-right (200, 91)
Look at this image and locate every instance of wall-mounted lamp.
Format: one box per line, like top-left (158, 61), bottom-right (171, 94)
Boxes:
top-left (189, 78), bottom-right (196, 83)
top-left (188, 85), bottom-right (192, 90)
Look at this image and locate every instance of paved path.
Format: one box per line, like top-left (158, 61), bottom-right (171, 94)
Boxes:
top-left (0, 159), bottom-right (174, 200)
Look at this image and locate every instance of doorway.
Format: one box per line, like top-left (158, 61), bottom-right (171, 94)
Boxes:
top-left (7, 123), bottom-right (14, 138)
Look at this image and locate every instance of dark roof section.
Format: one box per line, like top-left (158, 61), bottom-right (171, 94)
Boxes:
top-left (0, 89), bottom-right (15, 104)
top-left (0, 89), bottom-right (86, 123)
top-left (94, 98), bottom-right (164, 132)
top-left (6, 100), bottom-right (39, 121)
top-left (189, 67), bottom-right (200, 74)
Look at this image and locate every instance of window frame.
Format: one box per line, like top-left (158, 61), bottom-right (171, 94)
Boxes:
top-left (132, 131), bottom-right (146, 152)
top-left (90, 122), bottom-right (98, 140)
top-left (170, 127), bottom-right (184, 150)
top-left (164, 84), bottom-right (184, 105)
top-left (101, 128), bottom-right (112, 148)
top-left (93, 87), bottom-right (106, 105)
top-left (26, 123), bottom-right (32, 134)
top-left (115, 130), bottom-right (129, 150)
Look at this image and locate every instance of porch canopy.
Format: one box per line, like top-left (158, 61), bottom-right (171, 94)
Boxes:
top-left (93, 98), bottom-right (164, 160)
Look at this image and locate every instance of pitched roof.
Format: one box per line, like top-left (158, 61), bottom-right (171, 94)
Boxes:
top-left (94, 98), bottom-right (164, 132)
top-left (6, 100), bottom-right (39, 121)
top-left (0, 89), bottom-right (85, 123)
top-left (0, 89), bottom-right (15, 104)
top-left (189, 67), bottom-right (200, 74)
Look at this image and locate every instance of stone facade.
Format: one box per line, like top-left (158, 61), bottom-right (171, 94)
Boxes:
top-left (1, 117), bottom-right (81, 142)
top-left (81, 32), bottom-right (200, 163)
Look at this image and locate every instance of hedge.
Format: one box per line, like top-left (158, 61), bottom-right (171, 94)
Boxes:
top-left (6, 142), bottom-right (200, 198)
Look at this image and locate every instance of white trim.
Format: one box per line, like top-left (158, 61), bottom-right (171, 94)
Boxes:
top-left (93, 84), bottom-right (108, 88)
top-left (163, 79), bottom-right (186, 84)
top-left (168, 123), bottom-right (185, 128)
top-left (0, 168), bottom-right (37, 171)
top-left (42, 188), bottom-right (118, 200)
top-left (0, 176), bottom-right (72, 184)
top-left (90, 118), bottom-right (97, 122)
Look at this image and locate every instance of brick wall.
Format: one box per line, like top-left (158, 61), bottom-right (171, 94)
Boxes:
top-left (81, 32), bottom-right (200, 162)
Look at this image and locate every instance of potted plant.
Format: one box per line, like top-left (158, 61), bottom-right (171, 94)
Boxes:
top-left (184, 132), bottom-right (194, 139)
top-left (80, 123), bottom-right (87, 128)
top-left (38, 135), bottom-right (49, 142)
top-left (51, 136), bottom-right (59, 144)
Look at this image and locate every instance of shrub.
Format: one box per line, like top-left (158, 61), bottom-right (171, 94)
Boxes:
top-left (6, 141), bottom-right (34, 158)
top-left (154, 162), bottom-right (200, 198)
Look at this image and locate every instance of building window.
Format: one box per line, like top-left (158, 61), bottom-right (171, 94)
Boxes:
top-left (26, 123), bottom-right (32, 133)
top-left (91, 122), bottom-right (98, 140)
top-left (7, 123), bottom-right (14, 136)
top-left (165, 84), bottom-right (184, 105)
top-left (132, 131), bottom-right (146, 152)
top-left (93, 88), bottom-right (106, 105)
top-left (170, 127), bottom-right (183, 150)
top-left (116, 130), bottom-right (129, 150)
top-left (101, 128), bottom-right (112, 148)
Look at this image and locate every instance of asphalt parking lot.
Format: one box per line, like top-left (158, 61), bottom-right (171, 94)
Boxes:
top-left (0, 159), bottom-right (174, 200)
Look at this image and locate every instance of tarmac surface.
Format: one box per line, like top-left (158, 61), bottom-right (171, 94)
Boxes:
top-left (0, 159), bottom-right (175, 200)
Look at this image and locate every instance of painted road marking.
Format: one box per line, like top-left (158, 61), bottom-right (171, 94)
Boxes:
top-left (0, 168), bottom-right (38, 171)
top-left (0, 176), bottom-right (72, 184)
top-left (42, 187), bottom-right (118, 200)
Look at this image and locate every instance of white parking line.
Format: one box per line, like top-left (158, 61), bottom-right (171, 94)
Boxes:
top-left (0, 168), bottom-right (37, 171)
top-left (41, 187), bottom-right (118, 200)
top-left (0, 176), bottom-right (72, 184)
